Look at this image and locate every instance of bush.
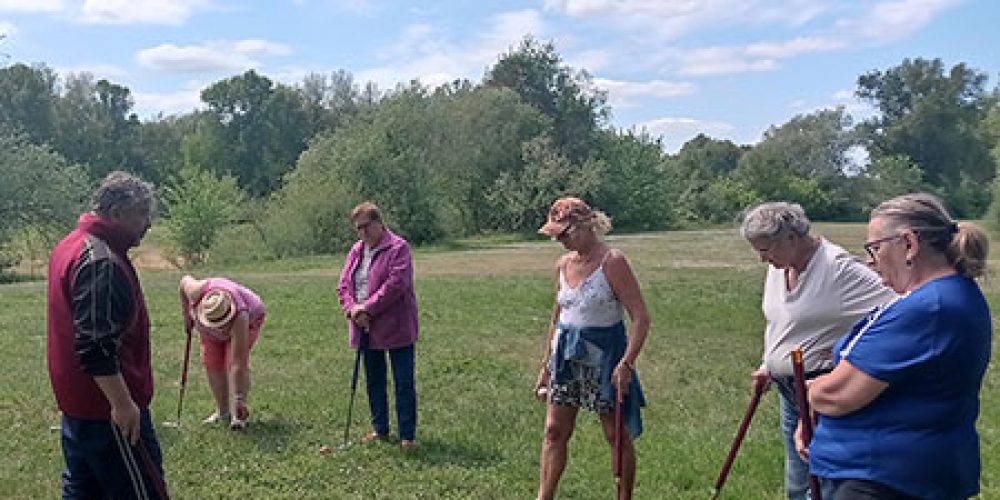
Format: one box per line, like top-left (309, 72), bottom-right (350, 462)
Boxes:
top-left (162, 166), bottom-right (245, 266)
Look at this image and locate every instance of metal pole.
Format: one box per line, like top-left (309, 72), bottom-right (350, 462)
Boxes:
top-left (343, 327), bottom-right (368, 446)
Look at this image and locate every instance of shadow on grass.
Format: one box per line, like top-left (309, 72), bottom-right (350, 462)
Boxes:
top-left (400, 436), bottom-right (503, 467)
top-left (155, 417), bottom-right (302, 454)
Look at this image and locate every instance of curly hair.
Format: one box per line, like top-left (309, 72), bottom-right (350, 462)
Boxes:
top-left (92, 171), bottom-right (156, 217)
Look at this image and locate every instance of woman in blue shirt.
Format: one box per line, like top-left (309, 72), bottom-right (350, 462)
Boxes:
top-left (800, 193), bottom-right (991, 500)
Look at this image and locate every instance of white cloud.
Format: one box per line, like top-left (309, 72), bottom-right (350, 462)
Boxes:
top-left (360, 10), bottom-right (545, 90)
top-left (0, 0), bottom-right (63, 12)
top-left (594, 77), bottom-right (696, 108)
top-left (136, 39), bottom-right (291, 73)
top-left (56, 62), bottom-right (129, 80)
top-left (567, 48), bottom-right (613, 73)
top-left (745, 36), bottom-right (844, 59)
top-left (544, 0), bottom-right (831, 39)
top-left (673, 34), bottom-right (845, 77)
top-left (678, 47), bottom-right (778, 76)
top-left (133, 81), bottom-right (205, 119)
top-left (0, 20), bottom-right (16, 37)
top-left (831, 89), bottom-right (854, 100)
top-left (635, 116), bottom-right (738, 153)
top-left (841, 0), bottom-right (961, 43)
top-left (480, 9), bottom-right (544, 50)
top-left (829, 89), bottom-right (876, 121)
top-left (80, 0), bottom-right (210, 25)
top-left (230, 39), bottom-right (292, 57)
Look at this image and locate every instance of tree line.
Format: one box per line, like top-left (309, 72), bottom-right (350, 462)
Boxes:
top-left (1, 37), bottom-right (999, 271)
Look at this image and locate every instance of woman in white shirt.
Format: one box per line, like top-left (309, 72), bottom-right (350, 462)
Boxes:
top-left (740, 201), bottom-right (895, 500)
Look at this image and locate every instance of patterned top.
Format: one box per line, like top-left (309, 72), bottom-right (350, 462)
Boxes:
top-left (557, 261), bottom-right (623, 328)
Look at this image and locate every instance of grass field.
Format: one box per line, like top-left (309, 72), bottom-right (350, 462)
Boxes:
top-left (1, 223), bottom-right (997, 499)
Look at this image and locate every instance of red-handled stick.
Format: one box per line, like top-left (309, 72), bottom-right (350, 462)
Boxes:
top-left (791, 347), bottom-right (822, 500)
top-left (175, 324), bottom-right (193, 424)
top-left (614, 395), bottom-right (624, 499)
top-left (709, 376), bottom-right (767, 499)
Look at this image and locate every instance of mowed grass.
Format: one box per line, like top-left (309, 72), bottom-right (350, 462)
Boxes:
top-left (1, 223), bottom-right (998, 499)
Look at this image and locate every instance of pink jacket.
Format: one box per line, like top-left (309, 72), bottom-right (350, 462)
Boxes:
top-left (337, 229), bottom-right (419, 350)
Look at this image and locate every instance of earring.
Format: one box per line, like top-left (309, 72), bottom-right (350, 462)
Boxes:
top-left (905, 258), bottom-right (913, 267)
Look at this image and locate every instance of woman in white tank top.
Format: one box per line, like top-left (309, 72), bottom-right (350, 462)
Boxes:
top-left (534, 197), bottom-right (651, 500)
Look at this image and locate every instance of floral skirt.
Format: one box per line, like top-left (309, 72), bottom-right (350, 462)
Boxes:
top-left (547, 360), bottom-right (614, 414)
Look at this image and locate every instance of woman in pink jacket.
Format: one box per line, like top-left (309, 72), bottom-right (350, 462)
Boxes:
top-left (338, 202), bottom-right (419, 449)
top-left (180, 275), bottom-right (265, 430)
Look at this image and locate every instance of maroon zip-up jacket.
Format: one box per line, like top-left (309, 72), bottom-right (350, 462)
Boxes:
top-left (47, 213), bottom-right (153, 419)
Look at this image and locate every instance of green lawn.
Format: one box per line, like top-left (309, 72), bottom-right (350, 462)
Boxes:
top-left (1, 223), bottom-right (997, 498)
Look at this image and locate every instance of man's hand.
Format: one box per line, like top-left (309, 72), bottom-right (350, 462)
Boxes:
top-left (110, 399), bottom-right (141, 445)
top-left (93, 374), bottom-right (141, 445)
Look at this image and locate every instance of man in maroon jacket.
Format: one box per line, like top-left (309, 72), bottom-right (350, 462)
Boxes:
top-left (47, 171), bottom-right (168, 499)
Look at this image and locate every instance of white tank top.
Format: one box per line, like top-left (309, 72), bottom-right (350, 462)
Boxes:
top-left (557, 256), bottom-right (623, 328)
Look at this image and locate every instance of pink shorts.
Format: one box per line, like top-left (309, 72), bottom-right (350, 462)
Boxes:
top-left (199, 315), bottom-right (263, 373)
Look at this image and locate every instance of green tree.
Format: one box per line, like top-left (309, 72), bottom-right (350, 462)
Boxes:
top-left (426, 85), bottom-right (550, 234)
top-left (134, 113), bottom-right (200, 186)
top-left (0, 63), bottom-right (58, 144)
top-left (0, 131), bottom-right (89, 277)
top-left (733, 108), bottom-right (858, 219)
top-left (199, 70), bottom-right (312, 196)
top-left (262, 84), bottom-right (444, 254)
top-left (161, 166), bottom-right (245, 265)
top-left (856, 58), bottom-right (995, 216)
top-left (666, 134), bottom-right (745, 223)
top-left (52, 73), bottom-right (142, 179)
top-left (484, 37), bottom-right (608, 162)
top-left (591, 129), bottom-right (672, 231)
top-left (484, 135), bottom-right (604, 232)
top-left (298, 69), bottom-right (372, 135)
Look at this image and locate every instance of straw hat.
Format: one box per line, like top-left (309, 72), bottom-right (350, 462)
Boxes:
top-left (197, 290), bottom-right (236, 329)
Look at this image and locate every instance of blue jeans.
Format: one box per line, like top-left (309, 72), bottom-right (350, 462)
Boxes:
top-left (61, 409), bottom-right (168, 499)
top-left (776, 381), bottom-right (836, 500)
top-left (364, 344), bottom-right (417, 441)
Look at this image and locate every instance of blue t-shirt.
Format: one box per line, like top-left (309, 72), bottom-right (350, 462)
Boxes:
top-left (810, 274), bottom-right (991, 500)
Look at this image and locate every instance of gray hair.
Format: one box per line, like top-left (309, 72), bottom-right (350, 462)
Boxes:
top-left (871, 193), bottom-right (988, 278)
top-left (92, 171), bottom-right (156, 217)
top-left (739, 202), bottom-right (811, 241)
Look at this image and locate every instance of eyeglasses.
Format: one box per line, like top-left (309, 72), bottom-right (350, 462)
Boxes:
top-left (863, 234), bottom-right (902, 260)
top-left (354, 220), bottom-right (375, 232)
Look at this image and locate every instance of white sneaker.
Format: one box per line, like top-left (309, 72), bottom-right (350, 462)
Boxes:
top-left (203, 411), bottom-right (230, 424)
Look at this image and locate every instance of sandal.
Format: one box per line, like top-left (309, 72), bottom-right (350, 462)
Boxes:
top-left (360, 431), bottom-right (387, 443)
top-left (202, 411), bottom-right (231, 424)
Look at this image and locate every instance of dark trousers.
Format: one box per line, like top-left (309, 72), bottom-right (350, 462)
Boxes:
top-left (61, 409), bottom-right (168, 500)
top-left (363, 344), bottom-right (417, 441)
top-left (832, 479), bottom-right (924, 500)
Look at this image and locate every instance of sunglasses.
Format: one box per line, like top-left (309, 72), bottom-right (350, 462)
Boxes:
top-left (554, 224), bottom-right (574, 241)
top-left (863, 234), bottom-right (902, 260)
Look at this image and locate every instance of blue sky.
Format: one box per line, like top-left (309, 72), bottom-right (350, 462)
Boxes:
top-left (1, 0), bottom-right (997, 152)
